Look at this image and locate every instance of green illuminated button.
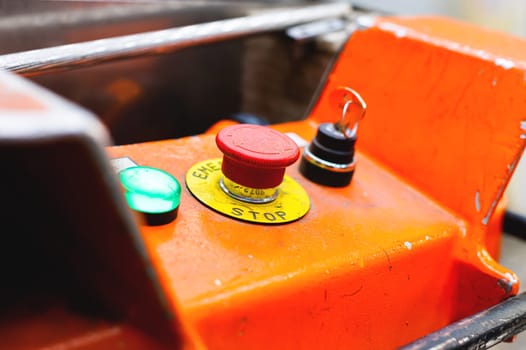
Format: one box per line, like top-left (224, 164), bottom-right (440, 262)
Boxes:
top-left (119, 166), bottom-right (181, 226)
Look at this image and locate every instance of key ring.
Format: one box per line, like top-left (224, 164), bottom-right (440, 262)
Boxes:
top-left (333, 87), bottom-right (367, 138)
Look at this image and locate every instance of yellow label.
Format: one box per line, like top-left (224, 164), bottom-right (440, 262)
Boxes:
top-left (186, 159), bottom-right (310, 224)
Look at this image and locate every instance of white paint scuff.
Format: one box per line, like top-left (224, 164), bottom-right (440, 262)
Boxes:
top-left (495, 57), bottom-right (515, 70)
top-left (475, 191), bottom-right (481, 212)
top-left (376, 22), bottom-right (526, 70)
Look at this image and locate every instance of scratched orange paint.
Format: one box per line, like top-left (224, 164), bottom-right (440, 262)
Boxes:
top-left (3, 16), bottom-right (526, 350)
top-left (110, 16), bottom-right (524, 349)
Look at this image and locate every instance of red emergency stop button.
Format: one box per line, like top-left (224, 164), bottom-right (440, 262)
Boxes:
top-left (216, 124), bottom-right (300, 189)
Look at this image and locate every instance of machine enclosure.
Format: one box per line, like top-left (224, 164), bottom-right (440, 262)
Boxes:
top-left (1, 15), bottom-right (525, 350)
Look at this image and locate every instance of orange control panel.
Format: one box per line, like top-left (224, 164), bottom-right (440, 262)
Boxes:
top-left (105, 16), bottom-right (526, 349)
top-left (1, 15), bottom-right (526, 350)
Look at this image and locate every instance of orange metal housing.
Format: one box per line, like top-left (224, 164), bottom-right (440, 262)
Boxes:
top-left (106, 16), bottom-right (526, 349)
top-left (1, 15), bottom-right (525, 350)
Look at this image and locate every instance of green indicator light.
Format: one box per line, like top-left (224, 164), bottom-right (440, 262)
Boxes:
top-left (119, 166), bottom-right (181, 225)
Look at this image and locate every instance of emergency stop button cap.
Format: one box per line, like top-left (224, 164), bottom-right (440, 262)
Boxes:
top-left (216, 124), bottom-right (299, 189)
